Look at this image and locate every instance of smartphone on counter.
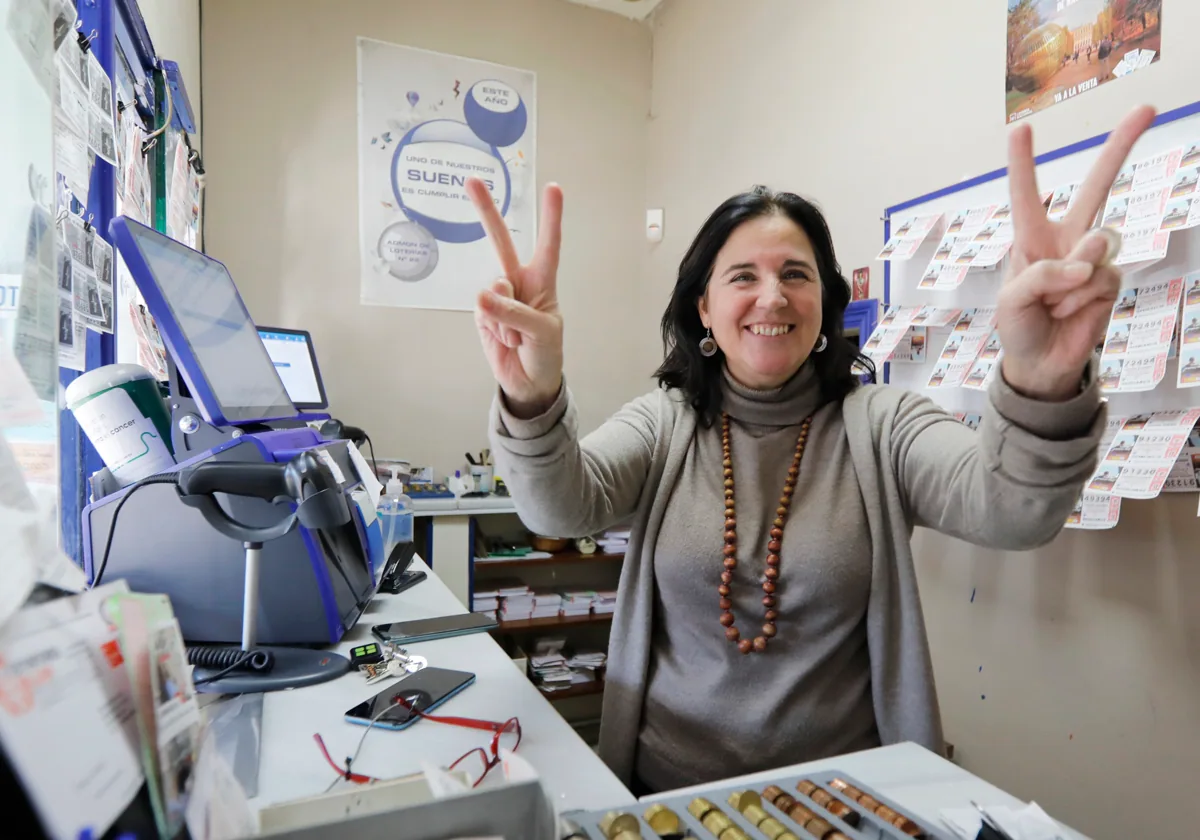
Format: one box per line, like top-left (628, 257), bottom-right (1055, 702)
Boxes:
top-left (344, 667), bottom-right (476, 730)
top-left (371, 612), bottom-right (498, 645)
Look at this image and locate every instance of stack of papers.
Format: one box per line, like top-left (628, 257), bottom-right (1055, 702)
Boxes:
top-left (560, 592), bottom-right (594, 617)
top-left (531, 641), bottom-right (608, 691)
top-left (567, 650), bottom-right (607, 672)
top-left (472, 579), bottom-right (532, 620)
top-left (529, 593), bottom-right (562, 620)
top-left (591, 590), bottom-right (617, 615)
top-left (597, 529), bottom-right (629, 554)
top-left (531, 639), bottom-right (572, 691)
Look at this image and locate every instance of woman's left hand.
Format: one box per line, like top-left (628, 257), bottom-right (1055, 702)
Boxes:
top-left (997, 105), bottom-right (1156, 401)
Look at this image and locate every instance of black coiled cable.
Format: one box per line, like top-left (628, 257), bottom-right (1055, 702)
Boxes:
top-left (187, 645), bottom-right (274, 686)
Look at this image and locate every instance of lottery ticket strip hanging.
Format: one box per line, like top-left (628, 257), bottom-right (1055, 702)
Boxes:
top-left (51, 12), bottom-right (117, 372)
top-left (868, 138), bottom-right (1200, 530)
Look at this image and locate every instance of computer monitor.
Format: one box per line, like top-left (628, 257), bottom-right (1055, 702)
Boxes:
top-left (257, 326), bottom-right (328, 411)
top-left (109, 217), bottom-right (298, 426)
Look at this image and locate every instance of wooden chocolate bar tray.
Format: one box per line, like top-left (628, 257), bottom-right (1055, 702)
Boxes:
top-left (562, 770), bottom-right (956, 840)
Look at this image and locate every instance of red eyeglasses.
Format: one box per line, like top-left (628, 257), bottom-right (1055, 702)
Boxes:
top-left (314, 695), bottom-right (522, 789)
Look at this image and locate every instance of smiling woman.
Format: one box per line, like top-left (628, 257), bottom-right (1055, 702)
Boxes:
top-left (464, 102), bottom-right (1155, 798)
top-left (656, 187), bottom-right (868, 424)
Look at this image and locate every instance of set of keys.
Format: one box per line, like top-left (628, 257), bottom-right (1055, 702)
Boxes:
top-left (348, 641), bottom-right (428, 683)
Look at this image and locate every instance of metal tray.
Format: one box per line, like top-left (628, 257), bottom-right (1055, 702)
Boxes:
top-left (563, 769), bottom-right (956, 840)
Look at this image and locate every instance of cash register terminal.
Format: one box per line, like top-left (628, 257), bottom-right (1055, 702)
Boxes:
top-left (85, 218), bottom-right (382, 670)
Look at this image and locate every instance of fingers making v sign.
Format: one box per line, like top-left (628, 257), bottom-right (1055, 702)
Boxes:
top-left (467, 176), bottom-right (566, 419)
top-left (996, 105), bottom-right (1157, 401)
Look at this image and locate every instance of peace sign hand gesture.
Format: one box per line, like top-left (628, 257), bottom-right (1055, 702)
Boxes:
top-left (996, 105), bottom-right (1157, 401)
top-left (466, 177), bottom-right (565, 419)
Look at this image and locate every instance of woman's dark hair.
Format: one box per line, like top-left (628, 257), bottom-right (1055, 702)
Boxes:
top-left (654, 185), bottom-right (875, 426)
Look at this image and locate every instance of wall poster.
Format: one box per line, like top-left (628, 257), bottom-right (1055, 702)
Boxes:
top-left (1007, 0), bottom-right (1162, 123)
top-left (357, 38), bottom-right (537, 311)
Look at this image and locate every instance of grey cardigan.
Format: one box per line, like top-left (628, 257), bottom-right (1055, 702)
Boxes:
top-left (488, 370), bottom-right (1103, 785)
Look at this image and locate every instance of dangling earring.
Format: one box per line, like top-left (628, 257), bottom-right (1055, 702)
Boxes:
top-left (699, 328), bottom-right (718, 357)
top-left (814, 334), bottom-right (828, 353)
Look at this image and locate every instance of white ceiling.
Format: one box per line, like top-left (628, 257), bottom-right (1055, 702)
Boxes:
top-left (561, 0), bottom-right (664, 21)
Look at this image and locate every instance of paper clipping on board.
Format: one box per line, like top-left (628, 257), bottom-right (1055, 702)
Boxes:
top-left (53, 113), bottom-right (90, 207)
top-left (919, 205), bottom-right (1012, 284)
top-left (1114, 222), bottom-right (1170, 268)
top-left (1162, 426), bottom-right (1200, 493)
top-left (1066, 417), bottom-right (1126, 530)
top-left (1087, 410), bottom-right (1200, 500)
top-left (1046, 183), bottom-right (1078, 222)
top-left (1065, 492), bottom-right (1122, 530)
top-left (1176, 271), bottom-right (1200, 387)
top-left (926, 307), bottom-right (999, 390)
top-left (888, 327), bottom-right (926, 363)
top-left (84, 49), bottom-right (117, 164)
top-left (60, 213), bottom-right (113, 340)
top-left (876, 213), bottom-right (942, 261)
top-left (910, 305), bottom-right (962, 328)
top-left (862, 306), bottom-right (921, 363)
top-left (1098, 276), bottom-right (1181, 392)
top-left (918, 257), bottom-right (969, 291)
top-left (1158, 143), bottom-right (1200, 233)
top-left (1103, 184), bottom-right (1170, 231)
top-left (953, 413), bottom-right (982, 431)
top-left (962, 330), bottom-right (1004, 391)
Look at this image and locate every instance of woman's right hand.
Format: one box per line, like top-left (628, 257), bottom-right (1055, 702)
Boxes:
top-left (466, 177), bottom-right (565, 419)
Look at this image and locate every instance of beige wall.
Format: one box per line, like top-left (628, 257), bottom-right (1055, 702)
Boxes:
top-left (645, 2), bottom-right (1200, 838)
top-left (200, 0), bottom-right (652, 474)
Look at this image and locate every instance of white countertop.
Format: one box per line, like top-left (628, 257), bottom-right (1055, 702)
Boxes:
top-left (251, 558), bottom-right (632, 815)
top-left (251, 562), bottom-right (1087, 839)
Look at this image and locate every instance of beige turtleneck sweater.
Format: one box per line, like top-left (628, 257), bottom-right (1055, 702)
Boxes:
top-left (636, 364), bottom-right (877, 791)
top-left (488, 355), bottom-right (1103, 787)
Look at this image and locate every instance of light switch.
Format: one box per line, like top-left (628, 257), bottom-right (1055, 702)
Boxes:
top-left (646, 208), bottom-right (663, 243)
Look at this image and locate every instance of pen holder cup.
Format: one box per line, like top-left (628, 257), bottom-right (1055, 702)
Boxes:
top-left (469, 465), bottom-right (494, 494)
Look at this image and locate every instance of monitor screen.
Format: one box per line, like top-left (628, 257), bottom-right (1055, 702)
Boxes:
top-left (118, 219), bottom-right (296, 425)
top-left (257, 327), bottom-right (327, 410)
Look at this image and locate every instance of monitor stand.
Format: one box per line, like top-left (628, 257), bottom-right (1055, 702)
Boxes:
top-left (164, 355), bottom-right (325, 453)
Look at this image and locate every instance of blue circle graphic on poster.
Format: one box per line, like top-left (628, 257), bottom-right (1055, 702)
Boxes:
top-left (377, 220), bottom-right (439, 281)
top-left (391, 119), bottom-right (511, 244)
top-left (463, 80), bottom-right (527, 148)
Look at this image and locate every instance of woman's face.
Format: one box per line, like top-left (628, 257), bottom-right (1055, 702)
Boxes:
top-left (698, 213), bottom-right (824, 390)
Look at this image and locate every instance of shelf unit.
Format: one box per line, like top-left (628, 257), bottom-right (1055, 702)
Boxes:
top-left (475, 550), bottom-right (624, 570)
top-left (472, 521), bottom-right (624, 747)
top-left (496, 611), bottom-right (614, 632)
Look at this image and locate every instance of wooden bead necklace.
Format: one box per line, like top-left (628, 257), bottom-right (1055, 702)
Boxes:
top-left (718, 411), bottom-right (813, 654)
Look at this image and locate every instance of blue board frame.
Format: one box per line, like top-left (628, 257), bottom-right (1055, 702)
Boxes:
top-left (59, 0), bottom-right (122, 562)
top-left (58, 0), bottom-right (199, 562)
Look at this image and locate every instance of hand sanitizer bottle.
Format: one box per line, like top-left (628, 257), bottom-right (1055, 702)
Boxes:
top-left (378, 468), bottom-right (414, 554)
